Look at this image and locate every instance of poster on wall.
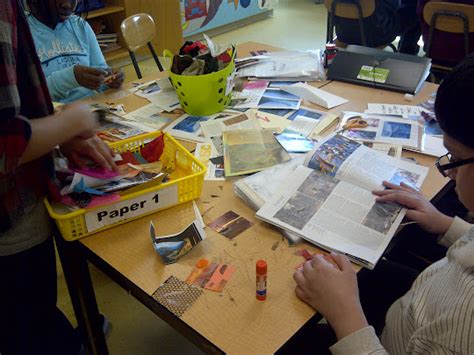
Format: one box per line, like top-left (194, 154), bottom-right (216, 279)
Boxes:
top-left (181, 0), bottom-right (277, 37)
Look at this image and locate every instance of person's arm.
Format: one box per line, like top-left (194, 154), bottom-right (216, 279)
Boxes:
top-left (374, 181), bottom-right (474, 246)
top-left (330, 327), bottom-right (388, 355)
top-left (19, 106), bottom-right (98, 165)
top-left (438, 217), bottom-right (473, 247)
top-left (82, 18), bottom-right (111, 92)
top-left (82, 18), bottom-right (125, 89)
top-left (84, 18), bottom-right (108, 70)
top-left (293, 254), bottom-right (386, 354)
top-left (45, 66), bottom-right (81, 102)
top-left (0, 8), bottom-right (88, 173)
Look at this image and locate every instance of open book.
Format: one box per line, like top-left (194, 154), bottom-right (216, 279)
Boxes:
top-left (256, 134), bottom-right (428, 269)
top-left (234, 157), bottom-right (305, 244)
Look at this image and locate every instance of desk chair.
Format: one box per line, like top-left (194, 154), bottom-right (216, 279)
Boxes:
top-left (423, 2), bottom-right (474, 75)
top-left (120, 13), bottom-right (164, 79)
top-left (324, 0), bottom-right (397, 51)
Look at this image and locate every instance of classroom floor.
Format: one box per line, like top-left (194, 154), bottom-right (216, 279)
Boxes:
top-left (55, 1), bottom-right (331, 354)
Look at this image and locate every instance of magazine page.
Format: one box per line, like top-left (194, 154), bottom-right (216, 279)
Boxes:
top-left (339, 112), bottom-right (422, 149)
top-left (256, 165), bottom-right (404, 268)
top-left (258, 134), bottom-right (429, 268)
top-left (223, 129), bottom-right (292, 177)
top-left (234, 156), bottom-right (305, 209)
top-left (304, 134), bottom-right (428, 193)
top-left (200, 112), bottom-right (260, 156)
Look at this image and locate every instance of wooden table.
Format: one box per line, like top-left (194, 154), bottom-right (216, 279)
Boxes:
top-left (56, 43), bottom-right (448, 355)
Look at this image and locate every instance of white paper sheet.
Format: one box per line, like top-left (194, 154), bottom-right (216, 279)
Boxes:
top-left (281, 83), bottom-right (348, 109)
top-left (366, 103), bottom-right (428, 119)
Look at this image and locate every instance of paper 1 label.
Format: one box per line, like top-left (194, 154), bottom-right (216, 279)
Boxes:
top-left (85, 185), bottom-right (179, 233)
top-left (357, 66), bottom-right (390, 83)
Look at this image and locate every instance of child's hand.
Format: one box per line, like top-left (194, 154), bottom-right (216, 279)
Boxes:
top-left (104, 69), bottom-right (125, 89)
top-left (60, 104), bottom-right (98, 139)
top-left (60, 136), bottom-right (118, 172)
top-left (293, 253), bottom-right (368, 339)
top-left (373, 181), bottom-right (453, 235)
top-left (74, 65), bottom-right (106, 90)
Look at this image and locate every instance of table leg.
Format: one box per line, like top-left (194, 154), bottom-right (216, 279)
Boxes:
top-left (54, 226), bottom-right (108, 355)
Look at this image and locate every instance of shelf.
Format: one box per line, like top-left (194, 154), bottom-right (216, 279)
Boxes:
top-left (104, 47), bottom-right (129, 61)
top-left (87, 5), bottom-right (125, 19)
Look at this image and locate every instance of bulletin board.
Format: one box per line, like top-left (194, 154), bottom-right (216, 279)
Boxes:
top-left (181, 0), bottom-right (276, 37)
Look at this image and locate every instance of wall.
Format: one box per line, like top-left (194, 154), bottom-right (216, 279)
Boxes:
top-left (181, 0), bottom-right (277, 37)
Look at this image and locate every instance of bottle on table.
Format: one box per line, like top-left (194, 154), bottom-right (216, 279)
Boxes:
top-left (324, 43), bottom-right (338, 68)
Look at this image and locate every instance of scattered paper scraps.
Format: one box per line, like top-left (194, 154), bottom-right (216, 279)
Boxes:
top-left (259, 108), bottom-right (294, 118)
top-left (207, 211), bottom-right (253, 239)
top-left (96, 112), bottom-right (147, 142)
top-left (164, 114), bottom-right (211, 143)
top-left (194, 143), bottom-right (225, 181)
top-left (248, 109), bottom-right (291, 132)
top-left (250, 49), bottom-right (268, 57)
top-left (150, 202), bottom-right (206, 264)
top-left (130, 78), bottom-right (180, 111)
top-left (275, 132), bottom-right (316, 154)
top-left (185, 259), bottom-right (236, 293)
top-left (123, 103), bottom-right (171, 131)
top-left (152, 276), bottom-right (203, 317)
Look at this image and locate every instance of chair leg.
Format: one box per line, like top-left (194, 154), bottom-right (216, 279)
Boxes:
top-left (147, 42), bottom-right (164, 72)
top-left (388, 43), bottom-right (397, 52)
top-left (129, 50), bottom-right (142, 79)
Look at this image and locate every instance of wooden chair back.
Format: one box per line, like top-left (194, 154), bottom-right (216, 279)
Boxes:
top-left (324, 0), bottom-right (376, 19)
top-left (120, 13), bottom-right (156, 52)
top-left (423, 2), bottom-right (474, 64)
top-left (423, 2), bottom-right (474, 33)
top-left (324, 0), bottom-right (379, 47)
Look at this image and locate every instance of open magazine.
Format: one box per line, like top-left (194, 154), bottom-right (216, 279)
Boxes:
top-left (256, 134), bottom-right (428, 269)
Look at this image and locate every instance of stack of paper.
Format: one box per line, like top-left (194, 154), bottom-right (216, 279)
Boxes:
top-left (236, 50), bottom-right (326, 82)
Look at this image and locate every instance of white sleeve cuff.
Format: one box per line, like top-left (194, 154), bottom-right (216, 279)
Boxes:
top-left (330, 326), bottom-right (388, 355)
top-left (439, 217), bottom-right (473, 248)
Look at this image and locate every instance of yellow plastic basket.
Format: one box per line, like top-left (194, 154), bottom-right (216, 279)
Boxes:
top-left (163, 49), bottom-right (236, 116)
top-left (44, 132), bottom-right (206, 241)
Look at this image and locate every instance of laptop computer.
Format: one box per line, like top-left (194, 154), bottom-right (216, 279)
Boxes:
top-left (326, 45), bottom-right (432, 95)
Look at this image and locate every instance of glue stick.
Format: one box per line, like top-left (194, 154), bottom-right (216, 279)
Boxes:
top-left (256, 260), bottom-right (267, 301)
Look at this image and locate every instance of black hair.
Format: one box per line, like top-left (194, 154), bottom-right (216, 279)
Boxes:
top-left (435, 54), bottom-right (474, 149)
top-left (26, 0), bottom-right (90, 25)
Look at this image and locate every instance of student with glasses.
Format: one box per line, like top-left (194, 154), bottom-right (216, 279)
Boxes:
top-left (286, 55), bottom-right (474, 354)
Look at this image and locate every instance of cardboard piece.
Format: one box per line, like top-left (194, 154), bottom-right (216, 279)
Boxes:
top-left (281, 83), bottom-right (348, 109)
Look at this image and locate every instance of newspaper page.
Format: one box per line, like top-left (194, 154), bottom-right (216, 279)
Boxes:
top-left (234, 157), bottom-right (305, 244)
top-left (256, 134), bottom-right (428, 268)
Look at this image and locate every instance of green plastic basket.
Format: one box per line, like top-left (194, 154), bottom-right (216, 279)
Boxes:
top-left (163, 49), bottom-right (236, 116)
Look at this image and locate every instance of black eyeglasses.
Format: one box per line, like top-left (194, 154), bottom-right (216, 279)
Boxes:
top-left (435, 153), bottom-right (474, 177)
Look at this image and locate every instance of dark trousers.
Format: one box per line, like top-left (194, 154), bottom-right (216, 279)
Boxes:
top-left (396, 4), bottom-right (422, 55)
top-left (0, 237), bottom-right (80, 355)
top-left (335, 2), bottom-right (421, 55)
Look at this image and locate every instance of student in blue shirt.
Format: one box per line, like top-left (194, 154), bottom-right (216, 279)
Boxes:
top-left (26, 0), bottom-right (125, 103)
